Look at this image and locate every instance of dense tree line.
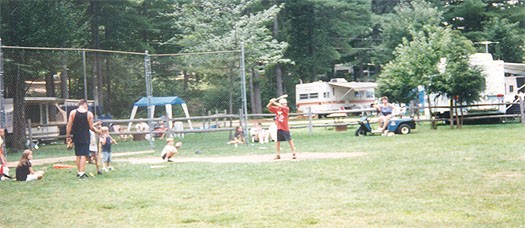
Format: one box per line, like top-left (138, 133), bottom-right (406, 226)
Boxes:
top-left (0, 0), bottom-right (523, 148)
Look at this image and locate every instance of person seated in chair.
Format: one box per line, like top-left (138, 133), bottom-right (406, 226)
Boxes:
top-left (373, 96), bottom-right (396, 132)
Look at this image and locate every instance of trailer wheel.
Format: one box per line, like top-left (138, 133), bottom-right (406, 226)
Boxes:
top-left (355, 128), bottom-right (367, 136)
top-left (397, 124), bottom-right (411, 135)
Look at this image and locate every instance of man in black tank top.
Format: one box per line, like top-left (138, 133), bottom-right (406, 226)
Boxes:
top-left (66, 99), bottom-right (101, 179)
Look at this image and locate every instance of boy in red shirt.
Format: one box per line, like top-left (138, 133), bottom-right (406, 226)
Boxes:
top-left (267, 97), bottom-right (296, 160)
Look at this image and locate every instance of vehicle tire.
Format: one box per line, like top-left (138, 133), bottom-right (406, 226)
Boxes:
top-left (355, 128), bottom-right (367, 136)
top-left (397, 124), bottom-right (411, 135)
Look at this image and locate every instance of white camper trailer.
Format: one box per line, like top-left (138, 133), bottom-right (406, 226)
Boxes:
top-left (4, 97), bottom-right (68, 140)
top-left (295, 78), bottom-right (377, 115)
top-left (428, 53), bottom-right (525, 118)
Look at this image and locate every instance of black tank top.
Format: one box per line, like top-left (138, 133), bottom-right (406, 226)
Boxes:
top-left (72, 110), bottom-right (90, 144)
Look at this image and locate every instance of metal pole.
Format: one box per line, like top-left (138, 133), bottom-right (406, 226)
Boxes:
top-left (240, 42), bottom-right (249, 144)
top-left (0, 39), bottom-right (5, 159)
top-left (0, 39), bottom-right (5, 130)
top-left (518, 93), bottom-right (525, 124)
top-left (27, 119), bottom-right (33, 150)
top-left (82, 51), bottom-right (88, 100)
top-left (308, 106), bottom-right (313, 134)
top-left (144, 51), bottom-right (154, 149)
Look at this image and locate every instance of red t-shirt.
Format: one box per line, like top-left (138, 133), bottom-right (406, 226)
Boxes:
top-left (268, 105), bottom-right (290, 131)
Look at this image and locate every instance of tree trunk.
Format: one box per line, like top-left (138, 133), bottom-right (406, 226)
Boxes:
top-left (275, 64), bottom-right (283, 97)
top-left (454, 98), bottom-right (460, 129)
top-left (45, 70), bottom-right (56, 97)
top-left (105, 57), bottom-right (111, 115)
top-left (46, 70), bottom-right (58, 123)
top-left (253, 70), bottom-right (262, 114)
top-left (228, 72), bottom-right (233, 114)
top-left (61, 63), bottom-right (69, 99)
top-left (97, 57), bottom-right (104, 113)
top-left (90, 0), bottom-right (101, 116)
top-left (13, 63), bottom-right (26, 151)
top-left (449, 98), bottom-right (454, 129)
top-left (272, 3), bottom-right (284, 96)
top-left (427, 95), bottom-right (437, 129)
top-left (459, 97), bottom-right (464, 128)
top-left (183, 71), bottom-right (189, 91)
top-left (249, 67), bottom-right (256, 114)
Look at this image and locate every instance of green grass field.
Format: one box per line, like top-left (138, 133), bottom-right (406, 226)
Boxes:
top-left (2, 123), bottom-right (524, 227)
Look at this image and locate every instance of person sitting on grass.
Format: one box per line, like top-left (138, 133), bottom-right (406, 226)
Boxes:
top-left (15, 150), bottom-right (44, 181)
top-left (250, 122), bottom-right (269, 144)
top-left (0, 128), bottom-right (6, 166)
top-left (373, 96), bottom-right (396, 133)
top-left (227, 126), bottom-right (245, 147)
top-left (161, 138), bottom-right (182, 162)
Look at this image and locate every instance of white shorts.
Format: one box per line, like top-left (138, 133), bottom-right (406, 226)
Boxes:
top-left (26, 174), bottom-right (39, 181)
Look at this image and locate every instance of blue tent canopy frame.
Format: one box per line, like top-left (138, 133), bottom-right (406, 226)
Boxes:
top-left (133, 96), bottom-right (186, 107)
top-left (128, 96), bottom-right (193, 132)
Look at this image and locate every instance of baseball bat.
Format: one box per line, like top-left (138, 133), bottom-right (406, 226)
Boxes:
top-left (273, 94), bottom-right (288, 100)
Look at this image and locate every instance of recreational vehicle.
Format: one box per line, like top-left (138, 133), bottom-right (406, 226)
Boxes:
top-left (427, 53), bottom-right (525, 118)
top-left (3, 97), bottom-right (90, 141)
top-left (295, 78), bottom-right (377, 115)
top-left (503, 62), bottom-right (525, 113)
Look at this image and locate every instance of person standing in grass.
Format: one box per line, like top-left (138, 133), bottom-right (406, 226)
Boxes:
top-left (15, 150), bottom-right (44, 181)
top-left (100, 126), bottom-right (117, 172)
top-left (66, 99), bottom-right (100, 179)
top-left (266, 97), bottom-right (296, 160)
top-left (89, 129), bottom-right (102, 175)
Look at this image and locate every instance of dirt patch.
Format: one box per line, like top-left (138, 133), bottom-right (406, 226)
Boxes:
top-left (7, 151), bottom-right (366, 167)
top-left (114, 152), bottom-right (367, 165)
top-left (6, 150), bottom-right (154, 168)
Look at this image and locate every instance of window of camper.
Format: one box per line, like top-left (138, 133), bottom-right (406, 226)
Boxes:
top-left (366, 91), bottom-right (374, 98)
top-left (26, 104), bottom-right (41, 125)
top-left (509, 85), bottom-right (514, 93)
top-left (309, 93), bottom-right (319, 99)
top-left (354, 91), bottom-right (361, 97)
top-left (299, 94), bottom-right (309, 100)
top-left (323, 92), bottom-right (330, 98)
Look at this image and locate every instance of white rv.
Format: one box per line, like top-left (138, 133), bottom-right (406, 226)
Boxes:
top-left (3, 97), bottom-right (83, 141)
top-left (428, 53), bottom-right (525, 117)
top-left (295, 78), bottom-right (377, 114)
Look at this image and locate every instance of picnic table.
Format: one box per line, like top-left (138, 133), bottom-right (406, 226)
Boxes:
top-left (327, 113), bottom-right (348, 131)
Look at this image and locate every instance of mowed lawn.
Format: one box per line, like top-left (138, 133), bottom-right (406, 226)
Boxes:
top-left (1, 123), bottom-right (524, 227)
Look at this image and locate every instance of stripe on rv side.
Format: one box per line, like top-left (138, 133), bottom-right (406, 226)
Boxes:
top-left (297, 100), bottom-right (374, 107)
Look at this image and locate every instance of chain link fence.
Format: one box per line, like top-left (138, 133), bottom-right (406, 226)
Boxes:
top-left (0, 46), bottom-right (250, 151)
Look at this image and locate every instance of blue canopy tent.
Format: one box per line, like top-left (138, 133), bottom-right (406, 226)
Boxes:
top-left (127, 96), bottom-right (193, 131)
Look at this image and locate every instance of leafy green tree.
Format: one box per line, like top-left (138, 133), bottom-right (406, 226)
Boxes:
top-left (483, 17), bottom-right (525, 63)
top-left (375, 0), bottom-right (443, 65)
top-left (281, 0), bottom-right (371, 83)
top-left (0, 0), bottom-right (88, 150)
top-left (437, 29), bottom-right (485, 128)
top-left (441, 0), bottom-right (525, 60)
top-left (378, 28), bottom-right (441, 104)
top-left (442, 0), bottom-right (487, 40)
top-left (371, 0), bottom-right (401, 14)
top-left (166, 0), bottom-right (290, 114)
top-left (378, 26), bottom-right (484, 128)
